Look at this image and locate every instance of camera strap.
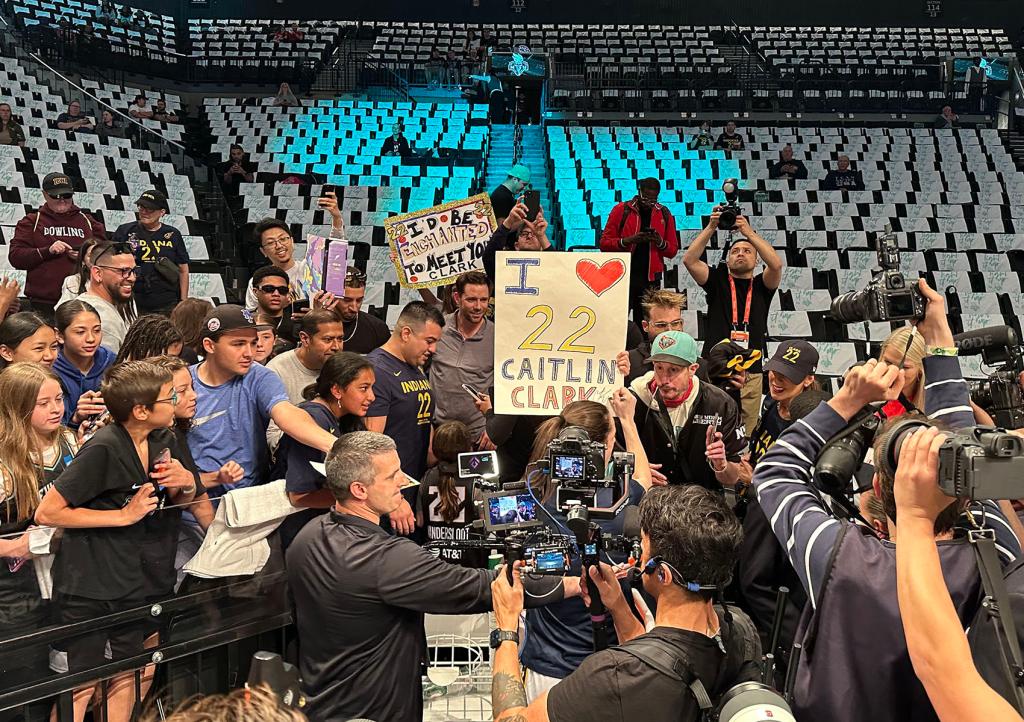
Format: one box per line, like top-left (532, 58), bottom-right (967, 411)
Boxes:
top-left (728, 274), bottom-right (753, 335)
top-left (617, 635), bottom-right (715, 714)
top-left (969, 527), bottom-right (1024, 713)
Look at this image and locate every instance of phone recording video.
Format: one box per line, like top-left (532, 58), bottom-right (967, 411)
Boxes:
top-left (524, 190), bottom-right (541, 222)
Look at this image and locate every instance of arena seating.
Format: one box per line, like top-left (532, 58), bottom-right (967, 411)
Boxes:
top-left (10, 0), bottom-right (177, 61)
top-left (550, 122), bottom-right (1024, 382)
top-left (186, 18), bottom-right (351, 73)
top-left (205, 98), bottom-right (490, 323)
top-left (79, 77), bottom-right (185, 143)
top-left (0, 57), bottom-right (227, 303)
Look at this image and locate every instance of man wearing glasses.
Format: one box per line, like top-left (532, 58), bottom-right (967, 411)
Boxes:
top-left (244, 200), bottom-right (346, 312)
top-left (625, 288), bottom-right (696, 385)
top-left (73, 240), bottom-right (139, 353)
top-left (10, 172), bottom-right (106, 319)
top-left (113, 189), bottom-right (189, 315)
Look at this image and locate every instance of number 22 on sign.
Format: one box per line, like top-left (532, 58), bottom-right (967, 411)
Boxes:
top-left (519, 305), bottom-right (596, 353)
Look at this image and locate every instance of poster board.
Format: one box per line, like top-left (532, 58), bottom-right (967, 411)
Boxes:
top-left (296, 234), bottom-right (349, 298)
top-left (494, 251), bottom-right (631, 415)
top-left (384, 193), bottom-right (497, 289)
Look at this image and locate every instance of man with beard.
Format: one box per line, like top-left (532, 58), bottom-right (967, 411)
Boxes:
top-left (66, 240), bottom-right (138, 353)
top-left (337, 267), bottom-right (390, 354)
top-left (10, 172), bottom-right (106, 318)
top-left (428, 271), bottom-right (495, 450)
top-left (682, 210), bottom-right (782, 434)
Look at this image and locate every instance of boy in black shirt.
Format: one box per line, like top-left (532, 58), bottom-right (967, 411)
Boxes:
top-left (36, 361), bottom-right (200, 716)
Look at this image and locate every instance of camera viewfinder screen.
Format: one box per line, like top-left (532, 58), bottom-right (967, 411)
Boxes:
top-left (552, 454), bottom-right (585, 480)
top-left (533, 550), bottom-right (565, 572)
top-left (458, 451), bottom-right (497, 479)
top-left (886, 292), bottom-right (915, 318)
top-left (487, 493), bottom-right (538, 528)
top-left (584, 543), bottom-right (598, 555)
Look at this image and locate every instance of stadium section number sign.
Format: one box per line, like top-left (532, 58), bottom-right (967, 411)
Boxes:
top-left (494, 252), bottom-right (630, 415)
top-left (385, 193), bottom-right (497, 289)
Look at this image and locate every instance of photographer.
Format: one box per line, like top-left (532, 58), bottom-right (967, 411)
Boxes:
top-left (894, 426), bottom-right (1024, 722)
top-left (286, 431), bottom-right (579, 722)
top-left (599, 178), bottom-right (679, 322)
top-left (683, 210), bottom-right (782, 434)
top-left (519, 390), bottom-right (653, 697)
top-left (751, 279), bottom-right (1022, 722)
top-left (489, 485), bottom-right (762, 722)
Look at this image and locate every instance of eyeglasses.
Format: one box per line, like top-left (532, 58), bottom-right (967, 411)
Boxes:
top-left (154, 389), bottom-right (179, 406)
top-left (49, 193), bottom-right (74, 200)
top-left (96, 264), bottom-right (139, 279)
top-left (648, 319), bottom-right (684, 331)
top-left (258, 284), bottom-right (289, 296)
top-left (261, 236), bottom-right (292, 251)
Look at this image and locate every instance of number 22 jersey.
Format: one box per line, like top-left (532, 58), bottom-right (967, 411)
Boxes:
top-left (365, 347), bottom-right (434, 481)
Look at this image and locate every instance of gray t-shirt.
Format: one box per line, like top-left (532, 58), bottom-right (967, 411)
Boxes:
top-left (266, 349), bottom-right (319, 404)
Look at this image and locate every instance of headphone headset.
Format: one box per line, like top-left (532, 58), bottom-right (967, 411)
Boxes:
top-left (642, 556), bottom-right (720, 594)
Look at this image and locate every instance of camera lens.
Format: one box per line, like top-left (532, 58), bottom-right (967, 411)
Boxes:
top-left (719, 207), bottom-right (738, 231)
top-left (829, 289), bottom-right (870, 324)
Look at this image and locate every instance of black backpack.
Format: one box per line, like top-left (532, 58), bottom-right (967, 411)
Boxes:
top-left (967, 550), bottom-right (1024, 707)
top-left (617, 604), bottom-right (762, 720)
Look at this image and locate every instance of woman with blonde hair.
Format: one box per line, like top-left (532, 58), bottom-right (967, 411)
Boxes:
top-left (878, 325), bottom-right (992, 422)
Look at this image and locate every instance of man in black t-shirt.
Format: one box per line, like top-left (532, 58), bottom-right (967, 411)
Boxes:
top-left (488, 485), bottom-right (761, 722)
top-left (114, 189), bottom-right (190, 314)
top-left (714, 120), bottom-right (745, 151)
top-left (338, 267), bottom-right (390, 354)
top-left (821, 155), bottom-right (865, 192)
top-left (769, 144), bottom-right (808, 180)
top-left (682, 209), bottom-right (782, 434)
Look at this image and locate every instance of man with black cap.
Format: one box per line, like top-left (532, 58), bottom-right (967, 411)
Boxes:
top-left (187, 304), bottom-right (340, 503)
top-left (113, 189), bottom-right (189, 315)
top-left (9, 172), bottom-right (106, 318)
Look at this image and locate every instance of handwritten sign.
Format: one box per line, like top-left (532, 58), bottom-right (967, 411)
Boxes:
top-left (384, 193), bottom-right (497, 289)
top-left (296, 234), bottom-right (349, 298)
top-left (494, 251), bottom-right (630, 415)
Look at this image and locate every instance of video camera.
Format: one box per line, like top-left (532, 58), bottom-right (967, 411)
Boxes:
top-left (546, 426), bottom-right (635, 516)
top-left (718, 178), bottom-right (743, 231)
top-left (815, 405), bottom-right (1024, 501)
top-left (829, 225), bottom-right (925, 324)
top-left (955, 325), bottom-right (1024, 430)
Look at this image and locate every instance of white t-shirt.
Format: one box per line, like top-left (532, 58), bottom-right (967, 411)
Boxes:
top-left (72, 292), bottom-right (135, 353)
top-left (266, 348), bottom-right (319, 404)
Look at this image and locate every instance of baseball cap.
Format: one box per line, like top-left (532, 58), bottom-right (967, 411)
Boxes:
top-left (200, 304), bottom-right (270, 341)
top-left (42, 173), bottom-right (74, 196)
top-left (765, 340), bottom-right (819, 384)
top-left (705, 339), bottom-right (762, 379)
top-left (508, 164), bottom-right (531, 184)
top-left (136, 189), bottom-right (169, 212)
top-left (647, 331), bottom-right (700, 367)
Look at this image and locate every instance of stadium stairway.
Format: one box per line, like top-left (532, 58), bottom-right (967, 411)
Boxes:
top-left (482, 124), bottom-right (555, 236)
top-left (1002, 129), bottom-right (1024, 173)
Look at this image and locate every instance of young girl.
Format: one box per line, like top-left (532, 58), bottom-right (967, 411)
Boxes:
top-left (53, 300), bottom-right (114, 426)
top-left (169, 298), bottom-right (213, 364)
top-left (114, 314), bottom-right (184, 364)
top-left (0, 364), bottom-right (80, 699)
top-left (0, 312), bottom-right (59, 369)
top-left (416, 421), bottom-right (483, 567)
top-left (277, 351), bottom-right (375, 547)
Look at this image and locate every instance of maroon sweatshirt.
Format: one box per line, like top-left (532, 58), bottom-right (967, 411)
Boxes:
top-left (9, 203), bottom-right (106, 305)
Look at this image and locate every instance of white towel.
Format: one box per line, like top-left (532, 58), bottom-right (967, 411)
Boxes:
top-left (183, 480), bottom-right (298, 579)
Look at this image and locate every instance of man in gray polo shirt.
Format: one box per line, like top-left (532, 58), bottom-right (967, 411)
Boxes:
top-left (428, 270), bottom-right (495, 449)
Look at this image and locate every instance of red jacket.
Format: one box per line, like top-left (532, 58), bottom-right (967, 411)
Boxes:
top-left (599, 198), bottom-right (679, 281)
top-left (9, 203), bottom-right (106, 304)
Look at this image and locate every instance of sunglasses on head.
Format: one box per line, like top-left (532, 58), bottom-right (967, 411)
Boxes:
top-left (93, 241), bottom-right (134, 264)
top-left (259, 284), bottom-right (290, 296)
top-left (345, 267), bottom-right (366, 282)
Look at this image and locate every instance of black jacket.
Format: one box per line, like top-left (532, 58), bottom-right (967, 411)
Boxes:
top-left (625, 374), bottom-right (745, 489)
top-left (481, 224), bottom-right (555, 282)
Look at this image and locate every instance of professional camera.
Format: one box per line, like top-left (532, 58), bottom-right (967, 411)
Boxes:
top-left (544, 426), bottom-right (635, 515)
top-left (955, 325), bottom-right (1024, 430)
top-left (829, 226), bottom-right (925, 324)
top-left (718, 178), bottom-right (742, 231)
top-left (814, 408), bottom-right (1024, 501)
top-left (715, 682), bottom-right (796, 722)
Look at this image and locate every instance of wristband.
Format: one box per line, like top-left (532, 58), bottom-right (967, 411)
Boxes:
top-left (928, 346), bottom-right (959, 357)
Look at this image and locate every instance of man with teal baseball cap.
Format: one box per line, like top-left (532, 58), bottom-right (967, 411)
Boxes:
top-left (489, 163), bottom-right (531, 220)
top-left (624, 330), bottom-right (746, 489)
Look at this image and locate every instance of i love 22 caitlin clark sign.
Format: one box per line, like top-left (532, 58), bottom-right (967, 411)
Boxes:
top-left (494, 251), bottom-right (631, 415)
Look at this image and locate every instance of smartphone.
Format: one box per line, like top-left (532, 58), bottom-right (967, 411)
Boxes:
top-left (292, 299), bottom-right (310, 313)
top-left (707, 420), bottom-right (719, 443)
top-left (523, 190), bottom-right (541, 222)
top-left (321, 184), bottom-right (336, 197)
top-left (461, 383), bottom-right (483, 400)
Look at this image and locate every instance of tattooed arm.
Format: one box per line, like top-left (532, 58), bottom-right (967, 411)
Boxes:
top-left (490, 565), bottom-right (551, 722)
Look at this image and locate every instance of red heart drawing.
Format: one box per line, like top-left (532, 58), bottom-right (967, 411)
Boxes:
top-left (575, 258), bottom-right (626, 297)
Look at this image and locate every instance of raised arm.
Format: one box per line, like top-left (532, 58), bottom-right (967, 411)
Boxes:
top-left (681, 210), bottom-right (719, 286)
top-left (270, 401), bottom-right (340, 454)
top-left (734, 216), bottom-right (783, 290)
top-left (609, 387), bottom-right (652, 490)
